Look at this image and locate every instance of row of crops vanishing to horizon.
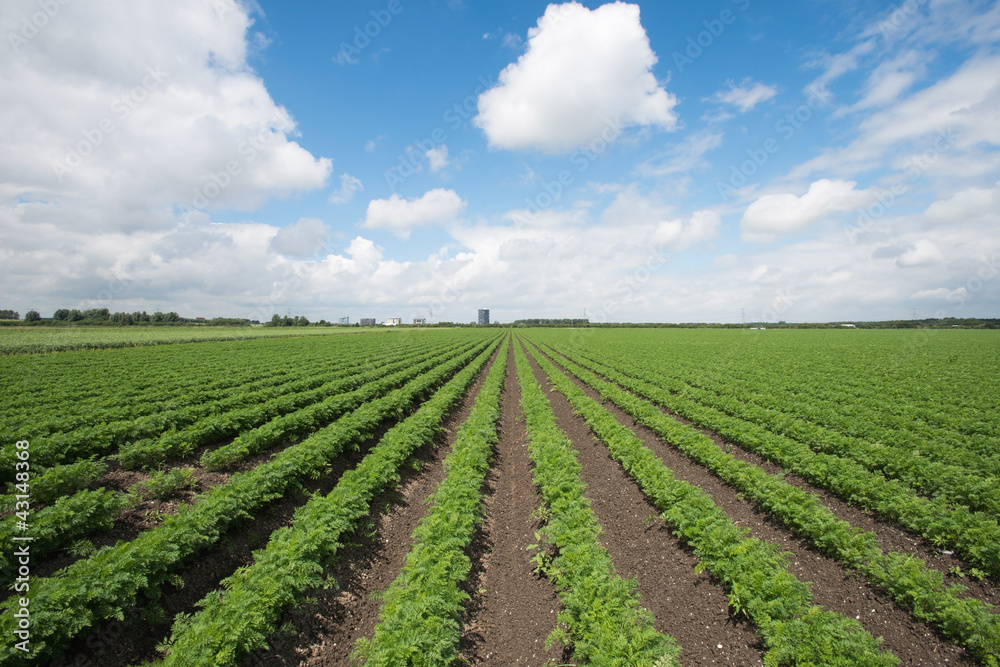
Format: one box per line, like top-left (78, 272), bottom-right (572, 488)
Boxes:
top-left (1, 327), bottom-right (997, 666)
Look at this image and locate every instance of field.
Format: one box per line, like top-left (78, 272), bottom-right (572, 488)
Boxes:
top-left (0, 325), bottom-right (381, 355)
top-left (1, 328), bottom-right (998, 666)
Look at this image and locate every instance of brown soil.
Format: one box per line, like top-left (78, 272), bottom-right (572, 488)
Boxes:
top-left (458, 338), bottom-right (567, 666)
top-left (523, 340), bottom-right (767, 666)
top-left (528, 341), bottom-right (978, 667)
top-left (242, 344), bottom-right (502, 666)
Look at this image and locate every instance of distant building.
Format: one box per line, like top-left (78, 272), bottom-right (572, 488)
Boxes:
top-left (339, 316), bottom-right (350, 325)
top-left (840, 323), bottom-right (856, 328)
top-left (413, 317), bottom-right (426, 326)
top-left (360, 318), bottom-right (376, 327)
top-left (478, 308), bottom-right (490, 325)
top-left (386, 317), bottom-right (401, 326)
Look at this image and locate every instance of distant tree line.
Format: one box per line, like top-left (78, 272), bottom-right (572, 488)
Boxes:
top-left (267, 314), bottom-right (311, 327)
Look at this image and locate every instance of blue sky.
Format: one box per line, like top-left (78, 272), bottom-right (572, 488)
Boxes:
top-left (2, 0), bottom-right (998, 323)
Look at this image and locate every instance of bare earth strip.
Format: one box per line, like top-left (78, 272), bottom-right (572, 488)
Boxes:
top-left (458, 339), bottom-right (567, 666)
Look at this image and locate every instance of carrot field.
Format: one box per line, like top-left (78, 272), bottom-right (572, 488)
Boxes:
top-left (1, 328), bottom-right (998, 666)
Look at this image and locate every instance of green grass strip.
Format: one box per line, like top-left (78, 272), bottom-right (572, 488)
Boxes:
top-left (153, 338), bottom-right (502, 666)
top-left (523, 340), bottom-right (898, 667)
top-left (535, 340), bottom-right (1000, 666)
top-left (513, 339), bottom-right (681, 667)
top-left (354, 337), bottom-right (509, 665)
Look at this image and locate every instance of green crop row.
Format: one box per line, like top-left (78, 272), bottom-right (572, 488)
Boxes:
top-left (118, 338), bottom-right (476, 469)
top-left (0, 336), bottom-right (456, 481)
top-left (521, 340), bottom-right (898, 667)
top-left (153, 338), bottom-right (502, 666)
top-left (513, 339), bottom-right (682, 667)
top-left (0, 336), bottom-right (496, 664)
top-left (597, 349), bottom-right (1000, 514)
top-left (199, 339), bottom-right (477, 471)
top-left (532, 340), bottom-right (1000, 666)
top-left (555, 340), bottom-right (1000, 579)
top-left (354, 339), bottom-right (509, 665)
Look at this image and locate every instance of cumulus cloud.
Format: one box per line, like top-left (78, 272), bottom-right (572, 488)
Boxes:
top-left (474, 2), bottom-right (677, 153)
top-left (363, 188), bottom-right (467, 238)
top-left (897, 239), bottom-right (944, 267)
top-left (601, 186), bottom-right (720, 251)
top-left (426, 145), bottom-right (450, 172)
top-left (741, 179), bottom-right (871, 243)
top-left (268, 217), bottom-right (330, 259)
top-left (709, 78), bottom-right (778, 112)
top-left (329, 173), bottom-right (364, 204)
top-left (0, 0), bottom-right (332, 225)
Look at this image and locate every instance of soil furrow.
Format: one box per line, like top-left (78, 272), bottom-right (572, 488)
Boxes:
top-left (524, 342), bottom-right (767, 666)
top-left (531, 343), bottom-right (978, 667)
top-left (244, 344), bottom-right (498, 667)
top-left (458, 338), bottom-right (566, 666)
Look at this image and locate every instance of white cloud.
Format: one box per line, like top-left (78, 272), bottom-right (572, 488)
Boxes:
top-left (0, 0), bottom-right (332, 225)
top-left (601, 186), bottom-right (719, 251)
top-left (911, 287), bottom-right (966, 300)
top-left (793, 54), bottom-right (1000, 180)
top-left (897, 239), bottom-right (943, 267)
top-left (849, 50), bottom-right (925, 112)
top-left (362, 188), bottom-right (467, 238)
top-left (636, 130), bottom-right (723, 178)
top-left (474, 2), bottom-right (677, 153)
top-left (268, 217), bottom-right (330, 259)
top-left (741, 179), bottom-right (871, 243)
top-left (329, 173), bottom-right (364, 204)
top-left (923, 182), bottom-right (1000, 224)
top-left (709, 78), bottom-right (777, 112)
top-left (426, 145), bottom-right (450, 172)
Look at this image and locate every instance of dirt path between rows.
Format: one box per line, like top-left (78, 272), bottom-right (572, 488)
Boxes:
top-left (458, 338), bottom-right (566, 666)
top-left (528, 341), bottom-right (978, 667)
top-left (523, 340), bottom-right (767, 666)
top-left (246, 345), bottom-right (501, 667)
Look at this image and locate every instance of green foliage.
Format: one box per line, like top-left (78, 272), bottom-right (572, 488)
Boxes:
top-left (528, 333), bottom-right (1000, 665)
top-left (510, 340), bottom-right (682, 667)
top-left (0, 334), bottom-right (501, 664)
top-left (356, 341), bottom-right (508, 665)
top-left (522, 339), bottom-right (897, 666)
top-left (154, 337), bottom-right (503, 666)
top-left (131, 468), bottom-right (198, 500)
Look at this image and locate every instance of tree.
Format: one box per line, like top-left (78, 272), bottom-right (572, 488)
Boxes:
top-left (24, 310), bottom-right (40, 322)
top-left (0, 310), bottom-right (19, 320)
top-left (53, 309), bottom-right (70, 321)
